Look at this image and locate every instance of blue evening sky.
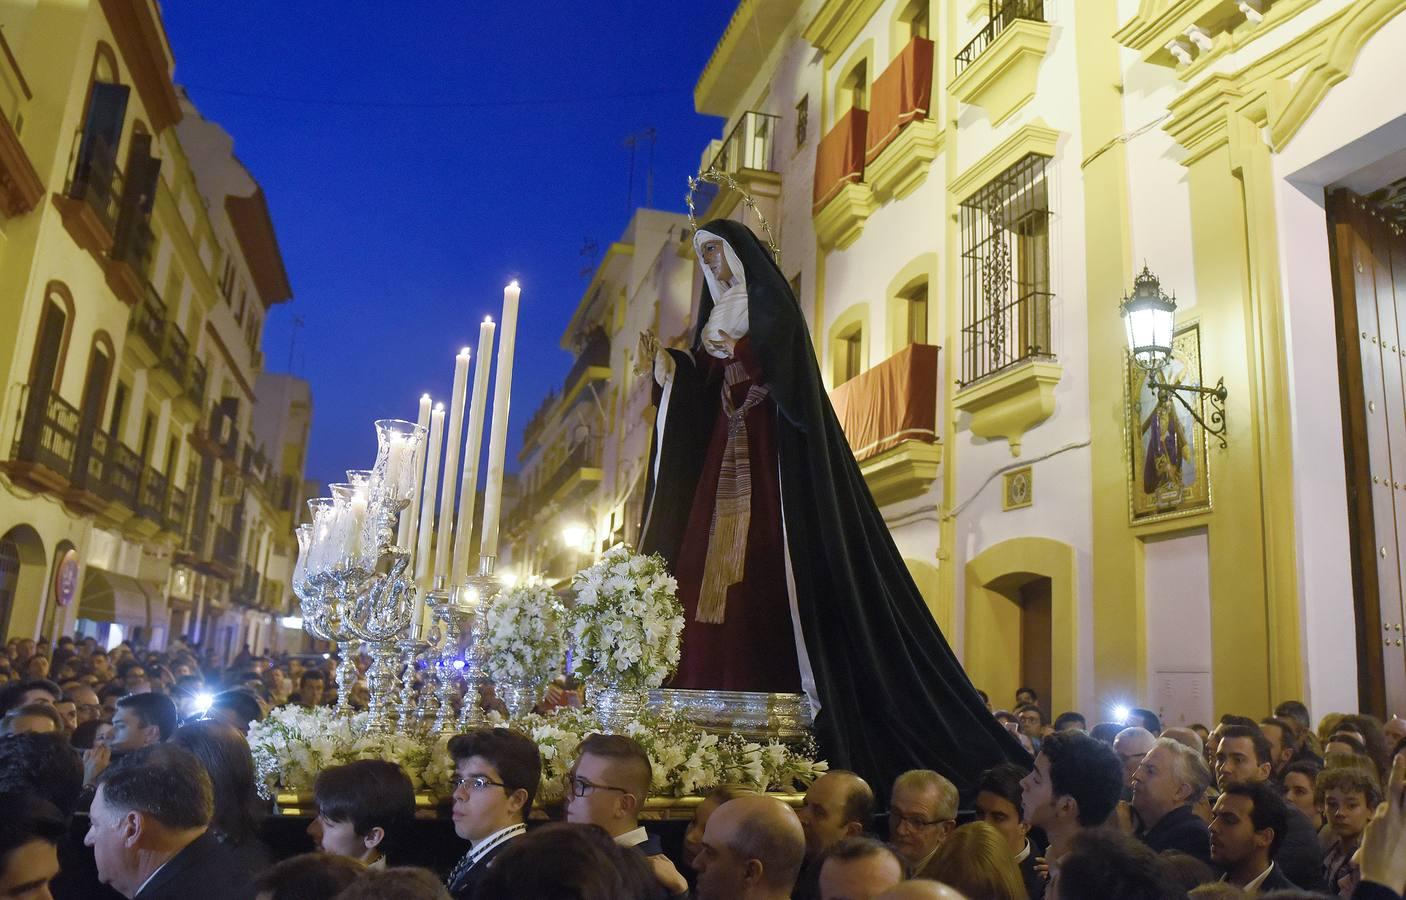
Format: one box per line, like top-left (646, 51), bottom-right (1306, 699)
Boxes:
top-left (161, 2), bottom-right (735, 488)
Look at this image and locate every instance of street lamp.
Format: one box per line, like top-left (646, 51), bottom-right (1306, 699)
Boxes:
top-left (1120, 263), bottom-right (1230, 448)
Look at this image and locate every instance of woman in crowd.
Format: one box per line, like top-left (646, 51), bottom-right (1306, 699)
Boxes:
top-left (921, 821), bottom-right (1028, 900)
top-left (171, 718), bottom-right (273, 876)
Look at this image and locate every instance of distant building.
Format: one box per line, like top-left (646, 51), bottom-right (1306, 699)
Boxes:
top-left (0, 0), bottom-right (305, 664)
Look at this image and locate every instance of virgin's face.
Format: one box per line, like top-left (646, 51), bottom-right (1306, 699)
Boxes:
top-left (700, 240), bottom-right (733, 283)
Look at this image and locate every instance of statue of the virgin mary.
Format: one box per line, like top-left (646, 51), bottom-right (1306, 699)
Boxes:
top-left (639, 217), bottom-right (1028, 794)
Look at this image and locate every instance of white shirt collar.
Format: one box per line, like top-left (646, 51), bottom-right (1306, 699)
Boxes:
top-left (134, 859), bottom-right (170, 897)
top-left (1222, 861), bottom-right (1275, 893)
top-left (469, 822), bottom-right (526, 864)
top-left (615, 826), bottom-right (649, 848)
top-left (1014, 837), bottom-right (1032, 864)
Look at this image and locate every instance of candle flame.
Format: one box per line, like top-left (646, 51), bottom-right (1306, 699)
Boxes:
top-left (420, 393), bottom-right (431, 400)
top-left (484, 316), bottom-right (493, 323)
top-left (434, 402), bottom-right (445, 412)
top-left (460, 347), bottom-right (471, 356)
top-left (508, 280), bottom-right (519, 289)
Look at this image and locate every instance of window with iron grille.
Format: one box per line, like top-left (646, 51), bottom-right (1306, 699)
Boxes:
top-left (795, 95), bottom-right (809, 150)
top-left (959, 152), bottom-right (1052, 385)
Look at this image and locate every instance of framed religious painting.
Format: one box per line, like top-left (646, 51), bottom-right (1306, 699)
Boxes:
top-left (1126, 322), bottom-right (1213, 524)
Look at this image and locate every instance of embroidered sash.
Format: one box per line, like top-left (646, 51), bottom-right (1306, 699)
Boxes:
top-left (697, 361), bottom-right (769, 624)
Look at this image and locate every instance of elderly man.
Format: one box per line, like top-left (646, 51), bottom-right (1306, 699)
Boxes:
top-left (794, 770), bottom-right (874, 900)
top-left (818, 836), bottom-right (903, 900)
top-left (888, 770), bottom-right (958, 878)
top-left (84, 744), bottom-right (252, 899)
top-left (694, 795), bottom-right (806, 900)
top-left (1130, 737), bottom-right (1212, 862)
top-left (1113, 727), bottom-right (1158, 793)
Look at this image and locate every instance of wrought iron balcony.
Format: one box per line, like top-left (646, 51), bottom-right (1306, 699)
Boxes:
top-left (103, 440), bottom-right (142, 511)
top-left (211, 523), bottom-right (239, 572)
top-left (127, 285), bottom-right (166, 359)
top-left (64, 131), bottom-right (122, 236)
top-left (136, 466), bottom-right (167, 523)
top-left (710, 111), bottom-right (781, 175)
top-left (185, 358), bottom-right (207, 409)
top-left (159, 321), bottom-right (190, 385)
top-left (68, 425), bottom-right (109, 499)
top-left (957, 0), bottom-right (1046, 75)
top-left (6, 385), bottom-right (79, 490)
top-left (166, 484), bottom-right (188, 536)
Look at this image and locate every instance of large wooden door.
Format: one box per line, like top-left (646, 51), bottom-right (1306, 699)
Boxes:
top-left (1328, 190), bottom-right (1406, 715)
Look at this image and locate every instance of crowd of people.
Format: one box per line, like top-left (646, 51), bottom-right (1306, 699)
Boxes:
top-left (2, 635), bottom-right (1406, 900)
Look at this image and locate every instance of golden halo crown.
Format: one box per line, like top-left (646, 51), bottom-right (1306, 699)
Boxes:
top-left (685, 166), bottom-right (781, 262)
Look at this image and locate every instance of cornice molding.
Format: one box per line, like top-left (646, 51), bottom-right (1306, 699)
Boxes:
top-left (948, 120), bottom-right (1060, 203)
top-left (804, 0), bottom-right (887, 65)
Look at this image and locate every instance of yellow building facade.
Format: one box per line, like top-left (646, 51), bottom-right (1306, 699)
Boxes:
top-left (0, 0), bottom-right (304, 663)
top-left (653, 0), bottom-right (1406, 725)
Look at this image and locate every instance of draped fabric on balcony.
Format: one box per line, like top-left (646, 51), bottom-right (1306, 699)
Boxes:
top-left (830, 343), bottom-right (939, 461)
top-left (813, 108), bottom-right (869, 211)
top-left (78, 567), bottom-right (151, 627)
top-left (865, 37), bottom-right (935, 165)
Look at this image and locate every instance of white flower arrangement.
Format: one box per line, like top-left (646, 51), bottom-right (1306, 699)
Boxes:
top-left (478, 583), bottom-right (567, 687)
top-left (568, 546), bottom-right (685, 692)
top-left (248, 703), bottom-right (826, 802)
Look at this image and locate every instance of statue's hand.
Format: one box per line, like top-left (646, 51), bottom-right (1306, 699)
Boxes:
top-left (635, 330), bottom-right (659, 375)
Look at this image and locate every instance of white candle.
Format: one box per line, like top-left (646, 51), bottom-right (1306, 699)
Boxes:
top-left (453, 317), bottom-right (496, 582)
top-left (415, 404), bottom-right (445, 589)
top-left (399, 394), bottom-right (433, 549)
top-left (480, 281), bottom-right (521, 560)
top-left (345, 492), bottom-right (368, 560)
top-left (435, 348), bottom-right (471, 582)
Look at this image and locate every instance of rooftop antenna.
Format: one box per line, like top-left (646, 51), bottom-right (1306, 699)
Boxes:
top-left (623, 126), bottom-right (657, 213)
top-left (579, 238), bottom-right (599, 278)
top-left (287, 314), bottom-right (305, 371)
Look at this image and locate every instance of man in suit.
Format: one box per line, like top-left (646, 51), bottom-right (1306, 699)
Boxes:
top-left (83, 743), bottom-right (253, 899)
top-left (1131, 737), bottom-right (1213, 862)
top-left (444, 726), bottom-right (540, 900)
top-left (1209, 781), bottom-right (1299, 894)
top-left (1214, 723), bottom-right (1324, 890)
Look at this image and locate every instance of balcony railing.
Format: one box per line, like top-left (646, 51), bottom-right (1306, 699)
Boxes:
top-left (829, 344), bottom-right (940, 462)
top-left (104, 440), bottom-right (142, 510)
top-left (710, 111), bottom-right (781, 175)
top-left (186, 358), bottom-right (207, 407)
top-left (160, 322), bottom-right (190, 385)
top-left (563, 329), bottom-right (611, 398)
top-left (64, 131), bottom-right (122, 235)
top-left (166, 484), bottom-right (188, 535)
top-left (69, 425), bottom-right (109, 495)
top-left (212, 524), bottom-right (239, 571)
top-left (136, 466), bottom-right (167, 523)
top-left (9, 385), bottom-right (79, 481)
top-left (129, 285), bottom-right (166, 354)
top-left (956, 0), bottom-right (1046, 75)
top-left (113, 217), bottom-right (154, 277)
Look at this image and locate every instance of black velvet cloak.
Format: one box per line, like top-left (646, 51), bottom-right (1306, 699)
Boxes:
top-left (641, 218), bottom-right (1030, 797)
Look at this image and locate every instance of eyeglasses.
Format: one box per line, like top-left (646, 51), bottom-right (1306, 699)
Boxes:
top-left (563, 774), bottom-right (630, 799)
top-left (451, 774), bottom-right (509, 792)
top-left (887, 810), bottom-right (948, 831)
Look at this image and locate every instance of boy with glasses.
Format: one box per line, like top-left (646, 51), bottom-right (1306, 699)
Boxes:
top-left (565, 733), bottom-right (688, 897)
top-left (445, 726), bottom-right (541, 900)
